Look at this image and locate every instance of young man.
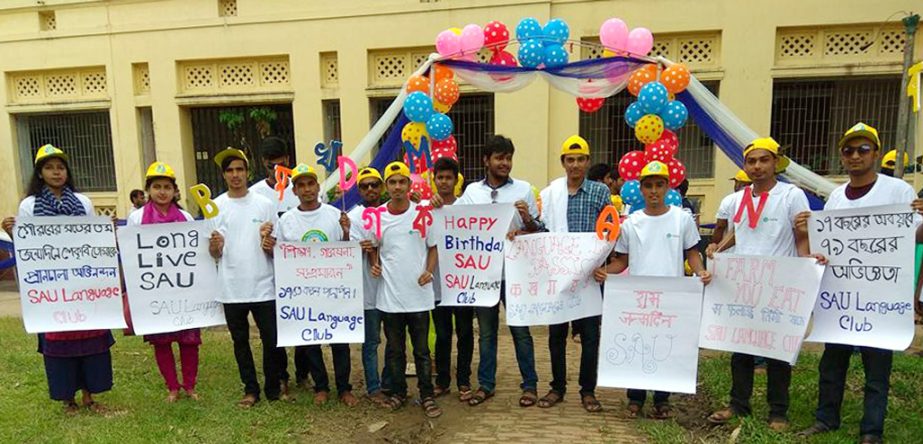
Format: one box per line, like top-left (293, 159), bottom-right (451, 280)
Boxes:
top-left (371, 161), bottom-right (442, 418)
top-left (705, 137), bottom-right (815, 431)
top-left (346, 167), bottom-right (391, 404)
top-left (129, 189), bottom-right (146, 210)
top-left (595, 160), bottom-right (711, 418)
top-left (538, 135), bottom-right (611, 412)
top-left (429, 157), bottom-right (476, 401)
top-left (249, 136), bottom-right (300, 217)
top-left (796, 123), bottom-right (923, 444)
top-left (437, 135), bottom-right (545, 407)
top-left (878, 149), bottom-right (907, 177)
top-left (208, 148), bottom-right (285, 408)
top-left (263, 163), bottom-right (358, 407)
top-left (706, 170), bottom-right (751, 255)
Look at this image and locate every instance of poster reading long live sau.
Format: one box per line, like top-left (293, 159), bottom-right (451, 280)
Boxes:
top-left (14, 216), bottom-right (125, 333)
top-left (807, 204), bottom-right (917, 350)
top-left (118, 220), bottom-right (225, 335)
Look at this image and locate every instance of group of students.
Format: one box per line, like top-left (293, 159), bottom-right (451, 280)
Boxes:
top-left (1, 122), bottom-right (919, 442)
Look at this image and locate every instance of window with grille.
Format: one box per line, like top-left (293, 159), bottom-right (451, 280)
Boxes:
top-left (770, 77), bottom-right (900, 176)
top-left (323, 100), bottom-right (342, 143)
top-left (16, 111), bottom-right (116, 192)
top-left (579, 81), bottom-right (719, 179)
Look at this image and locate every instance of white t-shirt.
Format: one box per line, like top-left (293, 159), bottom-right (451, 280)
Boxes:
top-left (714, 193), bottom-right (737, 253)
top-left (249, 179), bottom-right (300, 217)
top-left (825, 174), bottom-right (916, 210)
top-left (375, 202), bottom-right (437, 313)
top-left (18, 193), bottom-right (94, 217)
top-left (615, 206), bottom-right (700, 277)
top-left (212, 192), bottom-right (277, 303)
top-left (126, 207), bottom-right (193, 226)
top-left (275, 203), bottom-right (345, 243)
top-left (725, 182), bottom-right (809, 257)
top-left (456, 178), bottom-right (538, 230)
top-left (348, 204), bottom-right (380, 310)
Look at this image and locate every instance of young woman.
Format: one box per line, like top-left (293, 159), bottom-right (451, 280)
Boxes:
top-left (126, 162), bottom-right (200, 402)
top-left (1, 145), bottom-right (115, 415)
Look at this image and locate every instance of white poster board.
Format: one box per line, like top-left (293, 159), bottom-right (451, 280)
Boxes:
top-left (432, 204), bottom-right (515, 307)
top-left (598, 276), bottom-right (704, 394)
top-left (14, 216), bottom-right (125, 333)
top-left (274, 241), bottom-right (364, 346)
top-left (806, 204), bottom-right (917, 350)
top-left (700, 253), bottom-right (823, 364)
top-left (504, 232), bottom-right (613, 326)
top-left (118, 221), bottom-right (225, 335)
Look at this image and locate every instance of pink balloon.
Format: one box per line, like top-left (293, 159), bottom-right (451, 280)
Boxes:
top-left (460, 24), bottom-right (485, 55)
top-left (599, 18), bottom-right (629, 50)
top-left (436, 30), bottom-right (462, 57)
top-left (626, 27), bottom-right (654, 56)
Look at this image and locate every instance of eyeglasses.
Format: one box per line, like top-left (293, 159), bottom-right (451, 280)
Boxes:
top-left (840, 144), bottom-right (874, 156)
top-left (358, 182), bottom-right (381, 190)
top-left (490, 189), bottom-right (498, 203)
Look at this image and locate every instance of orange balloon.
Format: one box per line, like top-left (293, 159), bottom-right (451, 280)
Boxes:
top-left (662, 64), bottom-right (691, 94)
top-left (406, 75), bottom-right (430, 94)
top-left (433, 64), bottom-right (454, 82)
top-left (433, 79), bottom-right (460, 106)
top-left (627, 64), bottom-right (658, 97)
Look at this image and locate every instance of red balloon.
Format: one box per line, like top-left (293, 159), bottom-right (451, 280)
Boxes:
top-left (644, 129), bottom-right (679, 162)
top-left (576, 97), bottom-right (605, 113)
top-left (489, 50), bottom-right (517, 67)
top-left (432, 136), bottom-right (458, 154)
top-left (618, 150), bottom-right (649, 181)
top-left (403, 152), bottom-right (430, 175)
top-left (484, 20), bottom-right (510, 52)
top-left (666, 158), bottom-right (687, 188)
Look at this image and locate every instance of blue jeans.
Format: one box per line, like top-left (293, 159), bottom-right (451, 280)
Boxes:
top-left (474, 288), bottom-right (538, 393)
top-left (815, 344), bottom-right (892, 438)
top-left (361, 309), bottom-right (391, 394)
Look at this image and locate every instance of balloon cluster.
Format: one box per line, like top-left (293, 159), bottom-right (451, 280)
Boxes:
top-left (598, 18), bottom-right (654, 56)
top-left (515, 17), bottom-right (571, 69)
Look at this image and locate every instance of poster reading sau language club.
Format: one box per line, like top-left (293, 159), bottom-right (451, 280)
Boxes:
top-left (807, 204), bottom-right (917, 350)
top-left (274, 241), bottom-right (364, 346)
top-left (14, 216), bottom-right (125, 333)
top-left (118, 221), bottom-right (225, 335)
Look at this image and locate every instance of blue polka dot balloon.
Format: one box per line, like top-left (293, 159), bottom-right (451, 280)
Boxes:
top-left (638, 81), bottom-right (668, 115)
top-left (665, 188), bottom-right (683, 207)
top-left (629, 202), bottom-right (646, 214)
top-left (661, 100), bottom-right (689, 131)
top-left (624, 101), bottom-right (645, 128)
top-left (542, 44), bottom-right (568, 68)
top-left (543, 18), bottom-right (569, 45)
top-left (620, 179), bottom-right (643, 206)
top-left (518, 39), bottom-right (544, 68)
top-left (403, 91), bottom-right (434, 123)
top-left (516, 18), bottom-right (543, 41)
top-left (425, 112), bottom-right (453, 141)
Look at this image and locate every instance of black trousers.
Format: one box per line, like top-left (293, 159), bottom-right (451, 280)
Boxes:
top-left (223, 301), bottom-right (285, 400)
top-left (432, 305), bottom-right (475, 389)
top-left (383, 311), bottom-right (434, 399)
top-left (548, 315), bottom-right (601, 396)
top-left (298, 344), bottom-right (353, 393)
top-left (815, 344), bottom-right (892, 438)
top-left (729, 353), bottom-right (791, 419)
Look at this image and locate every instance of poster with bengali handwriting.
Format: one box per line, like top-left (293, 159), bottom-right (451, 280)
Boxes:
top-left (699, 254), bottom-right (823, 364)
top-left (806, 204), bottom-right (917, 350)
top-left (504, 232), bottom-right (613, 326)
top-left (273, 241), bottom-right (364, 346)
top-left (432, 204), bottom-right (515, 307)
top-left (14, 216), bottom-right (125, 333)
top-left (118, 221), bottom-right (225, 335)
top-left (598, 276), bottom-right (704, 394)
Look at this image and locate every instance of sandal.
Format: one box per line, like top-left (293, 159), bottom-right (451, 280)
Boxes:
top-left (707, 407), bottom-right (736, 424)
top-left (458, 385), bottom-right (473, 402)
top-left (422, 396), bottom-right (443, 418)
top-left (368, 390), bottom-right (389, 406)
top-left (84, 401), bottom-right (108, 414)
top-left (381, 394), bottom-right (405, 411)
top-left (63, 401), bottom-right (80, 416)
top-left (581, 394), bottom-right (602, 413)
top-left (467, 388), bottom-right (495, 406)
top-left (627, 403), bottom-right (642, 419)
top-left (433, 385), bottom-right (450, 398)
top-left (652, 404), bottom-right (672, 419)
top-left (339, 391), bottom-right (359, 407)
top-left (237, 394), bottom-right (258, 408)
top-left (537, 390), bottom-right (564, 408)
top-left (519, 389), bottom-right (538, 407)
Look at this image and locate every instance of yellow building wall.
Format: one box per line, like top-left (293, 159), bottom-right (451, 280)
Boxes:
top-left (0, 0), bottom-right (920, 222)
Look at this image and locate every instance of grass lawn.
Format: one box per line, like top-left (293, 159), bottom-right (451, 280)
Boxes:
top-left (0, 317), bottom-right (432, 444)
top-left (636, 349), bottom-right (923, 443)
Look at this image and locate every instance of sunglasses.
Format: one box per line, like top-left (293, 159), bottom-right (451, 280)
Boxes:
top-left (840, 144), bottom-right (874, 156)
top-left (490, 189), bottom-right (498, 204)
top-left (358, 182), bottom-right (381, 190)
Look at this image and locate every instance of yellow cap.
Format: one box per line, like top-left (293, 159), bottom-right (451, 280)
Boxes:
top-left (639, 161), bottom-right (670, 180)
top-left (743, 137), bottom-right (790, 173)
top-left (356, 167), bottom-right (383, 183)
top-left (384, 161), bottom-right (411, 181)
top-left (839, 122), bottom-right (881, 149)
top-left (290, 163), bottom-right (317, 182)
top-left (730, 170), bottom-right (751, 183)
top-left (34, 144), bottom-right (68, 165)
top-left (881, 149), bottom-right (909, 168)
top-left (214, 147), bottom-right (249, 168)
top-left (145, 161), bottom-right (176, 180)
top-left (561, 135), bottom-right (590, 157)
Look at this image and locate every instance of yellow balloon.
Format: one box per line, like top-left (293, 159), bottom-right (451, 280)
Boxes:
top-left (635, 114), bottom-right (665, 145)
top-left (401, 122), bottom-right (429, 149)
top-left (602, 49), bottom-right (617, 58)
top-left (449, 27), bottom-right (462, 36)
top-left (433, 100), bottom-right (452, 114)
top-left (455, 173), bottom-right (464, 197)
